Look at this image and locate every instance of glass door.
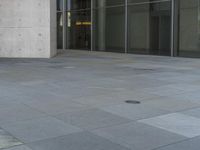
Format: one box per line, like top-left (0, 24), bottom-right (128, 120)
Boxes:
top-left (66, 0), bottom-right (92, 50)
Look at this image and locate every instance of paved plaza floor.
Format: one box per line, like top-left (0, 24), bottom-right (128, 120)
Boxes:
top-left (0, 50), bottom-right (200, 150)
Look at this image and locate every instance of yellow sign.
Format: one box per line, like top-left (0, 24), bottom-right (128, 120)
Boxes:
top-left (76, 21), bottom-right (91, 26)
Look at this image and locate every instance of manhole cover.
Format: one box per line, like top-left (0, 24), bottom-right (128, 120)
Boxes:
top-left (125, 100), bottom-right (141, 104)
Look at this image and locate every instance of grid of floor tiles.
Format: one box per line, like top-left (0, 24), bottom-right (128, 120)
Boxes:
top-left (1, 51), bottom-right (200, 150)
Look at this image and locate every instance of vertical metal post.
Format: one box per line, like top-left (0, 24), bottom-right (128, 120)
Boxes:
top-left (125, 0), bottom-right (128, 53)
top-left (170, 0), bottom-right (175, 57)
top-left (63, 0), bottom-right (67, 50)
top-left (91, 0), bottom-right (93, 51)
top-left (174, 0), bottom-right (179, 57)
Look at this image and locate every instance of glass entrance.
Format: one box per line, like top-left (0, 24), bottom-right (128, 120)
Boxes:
top-left (57, 0), bottom-right (174, 56)
top-left (66, 11), bottom-right (91, 50)
top-left (127, 0), bottom-right (172, 56)
top-left (66, 0), bottom-right (91, 50)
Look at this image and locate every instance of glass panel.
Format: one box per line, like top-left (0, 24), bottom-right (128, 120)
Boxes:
top-left (128, 1), bottom-right (171, 56)
top-left (66, 10), bottom-right (91, 50)
top-left (178, 0), bottom-right (200, 57)
top-left (93, 6), bottom-right (125, 53)
top-left (57, 13), bottom-right (63, 49)
top-left (128, 0), bottom-right (166, 4)
top-left (57, 0), bottom-right (63, 11)
top-left (66, 0), bottom-right (91, 11)
top-left (93, 0), bottom-right (125, 8)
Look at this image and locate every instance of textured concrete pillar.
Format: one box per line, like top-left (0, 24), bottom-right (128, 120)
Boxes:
top-left (0, 0), bottom-right (57, 58)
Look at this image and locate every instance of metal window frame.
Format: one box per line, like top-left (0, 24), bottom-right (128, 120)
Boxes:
top-left (172, 0), bottom-right (179, 57)
top-left (171, 0), bottom-right (175, 57)
top-left (91, 0), bottom-right (94, 51)
top-left (63, 0), bottom-right (67, 50)
top-left (125, 0), bottom-right (128, 53)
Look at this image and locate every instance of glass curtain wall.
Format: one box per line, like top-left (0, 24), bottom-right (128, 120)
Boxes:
top-left (66, 0), bottom-right (91, 50)
top-left (92, 0), bottom-right (125, 53)
top-left (178, 0), bottom-right (200, 57)
top-left (127, 0), bottom-right (172, 56)
top-left (57, 0), bottom-right (64, 49)
top-left (57, 0), bottom-right (175, 57)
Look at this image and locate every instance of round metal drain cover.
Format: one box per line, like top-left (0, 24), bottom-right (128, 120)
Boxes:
top-left (125, 100), bottom-right (141, 104)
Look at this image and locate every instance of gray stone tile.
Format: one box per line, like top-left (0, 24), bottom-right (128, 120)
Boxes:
top-left (170, 91), bottom-right (200, 104)
top-left (166, 84), bottom-right (200, 92)
top-left (143, 97), bottom-right (199, 112)
top-left (0, 128), bottom-right (22, 149)
top-left (55, 108), bottom-right (131, 130)
top-left (4, 145), bottom-right (32, 150)
top-left (117, 90), bottom-right (161, 102)
top-left (72, 95), bottom-right (124, 107)
top-left (142, 85), bottom-right (186, 97)
top-left (181, 108), bottom-right (200, 118)
top-left (156, 137), bottom-right (200, 150)
top-left (100, 103), bottom-right (169, 121)
top-left (0, 104), bottom-right (47, 125)
top-left (19, 80), bottom-right (46, 86)
top-left (1, 50), bottom-right (200, 150)
top-left (85, 76), bottom-right (168, 90)
top-left (73, 90), bottom-right (160, 107)
top-left (92, 122), bottom-right (185, 150)
top-left (1, 117), bottom-right (82, 143)
top-left (139, 72), bottom-right (185, 81)
top-left (23, 99), bottom-right (89, 115)
top-left (139, 113), bottom-right (200, 138)
top-left (0, 100), bottom-right (21, 109)
top-left (28, 132), bottom-right (130, 150)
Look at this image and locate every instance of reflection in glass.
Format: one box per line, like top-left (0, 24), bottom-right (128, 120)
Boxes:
top-left (66, 11), bottom-right (91, 50)
top-left (178, 0), bottom-right (200, 57)
top-left (57, 0), bottom-right (63, 11)
top-left (93, 0), bottom-right (125, 8)
top-left (128, 1), bottom-right (171, 56)
top-left (66, 0), bottom-right (91, 11)
top-left (93, 3), bottom-right (125, 52)
top-left (128, 0), bottom-right (159, 4)
top-left (57, 13), bottom-right (63, 49)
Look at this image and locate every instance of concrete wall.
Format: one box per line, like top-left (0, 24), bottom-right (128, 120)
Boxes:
top-left (0, 0), bottom-right (57, 58)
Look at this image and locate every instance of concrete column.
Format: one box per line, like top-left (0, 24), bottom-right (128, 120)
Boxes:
top-left (98, 0), bottom-right (106, 51)
top-left (0, 0), bottom-right (57, 58)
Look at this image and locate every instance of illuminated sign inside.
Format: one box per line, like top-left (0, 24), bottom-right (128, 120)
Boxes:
top-left (76, 21), bottom-right (91, 26)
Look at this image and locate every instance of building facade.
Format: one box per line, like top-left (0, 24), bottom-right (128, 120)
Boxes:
top-left (0, 0), bottom-right (199, 58)
top-left (57, 0), bottom-right (200, 58)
